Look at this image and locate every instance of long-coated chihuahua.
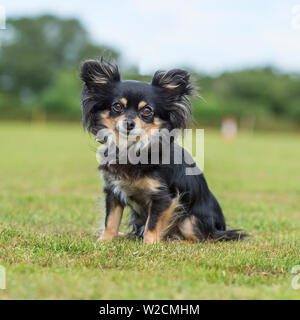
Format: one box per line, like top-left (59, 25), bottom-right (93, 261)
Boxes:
top-left (80, 58), bottom-right (246, 244)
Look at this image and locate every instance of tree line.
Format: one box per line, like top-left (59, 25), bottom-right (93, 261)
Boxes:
top-left (0, 15), bottom-right (299, 129)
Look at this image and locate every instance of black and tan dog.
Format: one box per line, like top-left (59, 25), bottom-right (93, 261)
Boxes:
top-left (80, 58), bottom-right (246, 244)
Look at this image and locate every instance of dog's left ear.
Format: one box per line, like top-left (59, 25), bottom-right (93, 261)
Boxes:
top-left (151, 69), bottom-right (196, 129)
top-left (151, 69), bottom-right (194, 97)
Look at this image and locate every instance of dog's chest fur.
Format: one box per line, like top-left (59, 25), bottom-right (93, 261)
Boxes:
top-left (102, 170), bottom-right (161, 214)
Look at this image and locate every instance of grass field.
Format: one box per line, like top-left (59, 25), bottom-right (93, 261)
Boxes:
top-left (0, 122), bottom-right (299, 299)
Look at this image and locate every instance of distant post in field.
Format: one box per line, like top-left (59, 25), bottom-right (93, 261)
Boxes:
top-left (221, 116), bottom-right (238, 143)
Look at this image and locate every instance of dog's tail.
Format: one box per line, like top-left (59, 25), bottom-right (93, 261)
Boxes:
top-left (209, 229), bottom-right (248, 241)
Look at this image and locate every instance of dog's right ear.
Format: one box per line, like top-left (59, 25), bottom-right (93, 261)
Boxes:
top-left (80, 58), bottom-right (120, 133)
top-left (80, 58), bottom-right (120, 88)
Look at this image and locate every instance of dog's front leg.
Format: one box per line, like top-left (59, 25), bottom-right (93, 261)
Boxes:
top-left (99, 192), bottom-right (124, 242)
top-left (144, 194), bottom-right (177, 244)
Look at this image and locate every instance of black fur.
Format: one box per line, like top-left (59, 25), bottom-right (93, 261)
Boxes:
top-left (80, 57), bottom-right (247, 242)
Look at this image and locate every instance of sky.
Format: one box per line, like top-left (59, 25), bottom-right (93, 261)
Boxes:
top-left (2, 0), bottom-right (300, 74)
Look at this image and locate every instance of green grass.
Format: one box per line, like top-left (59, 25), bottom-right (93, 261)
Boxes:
top-left (0, 122), bottom-right (299, 299)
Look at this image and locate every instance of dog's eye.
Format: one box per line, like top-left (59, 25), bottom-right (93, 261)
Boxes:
top-left (112, 103), bottom-right (124, 113)
top-left (140, 106), bottom-right (153, 117)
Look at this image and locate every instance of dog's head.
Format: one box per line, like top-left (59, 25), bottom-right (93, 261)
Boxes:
top-left (80, 58), bottom-right (195, 147)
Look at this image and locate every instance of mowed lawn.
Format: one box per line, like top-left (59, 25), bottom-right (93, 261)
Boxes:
top-left (0, 122), bottom-right (299, 300)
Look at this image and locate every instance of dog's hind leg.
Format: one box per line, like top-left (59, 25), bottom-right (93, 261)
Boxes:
top-left (144, 196), bottom-right (178, 244)
top-left (179, 213), bottom-right (247, 242)
top-left (178, 216), bottom-right (202, 241)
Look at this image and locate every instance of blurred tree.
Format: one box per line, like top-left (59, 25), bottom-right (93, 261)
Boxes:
top-left (0, 15), bottom-right (119, 100)
top-left (38, 68), bottom-right (81, 119)
top-left (0, 14), bottom-right (299, 129)
top-left (193, 68), bottom-right (300, 127)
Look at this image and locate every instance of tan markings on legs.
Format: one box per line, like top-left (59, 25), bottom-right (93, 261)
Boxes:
top-left (178, 216), bottom-right (199, 241)
top-left (99, 205), bottom-right (124, 241)
top-left (144, 198), bottom-right (178, 244)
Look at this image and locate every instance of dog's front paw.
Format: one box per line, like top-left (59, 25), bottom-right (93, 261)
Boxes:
top-left (98, 231), bottom-right (125, 242)
top-left (98, 232), bottom-right (116, 242)
top-left (143, 231), bottom-right (161, 244)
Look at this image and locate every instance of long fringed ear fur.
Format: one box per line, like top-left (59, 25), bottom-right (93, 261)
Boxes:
top-left (80, 57), bottom-right (120, 87)
top-left (151, 69), bottom-right (194, 96)
top-left (151, 69), bottom-right (196, 129)
top-left (79, 57), bottom-right (120, 134)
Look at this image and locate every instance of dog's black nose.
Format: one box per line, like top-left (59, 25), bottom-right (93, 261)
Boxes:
top-left (124, 119), bottom-right (135, 131)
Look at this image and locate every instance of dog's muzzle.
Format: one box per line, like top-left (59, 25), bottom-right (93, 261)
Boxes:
top-left (116, 119), bottom-right (137, 136)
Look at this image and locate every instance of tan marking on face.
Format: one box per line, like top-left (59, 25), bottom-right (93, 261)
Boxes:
top-left (99, 111), bottom-right (129, 146)
top-left (99, 204), bottom-right (124, 241)
top-left (116, 114), bottom-right (127, 122)
top-left (178, 216), bottom-right (199, 241)
top-left (135, 117), bottom-right (161, 146)
top-left (144, 198), bottom-right (178, 244)
top-left (138, 100), bottom-right (148, 109)
top-left (119, 97), bottom-right (127, 106)
top-left (101, 111), bottom-right (127, 127)
top-left (100, 110), bottom-right (115, 130)
top-left (134, 116), bottom-right (161, 142)
top-left (135, 116), bottom-right (161, 131)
